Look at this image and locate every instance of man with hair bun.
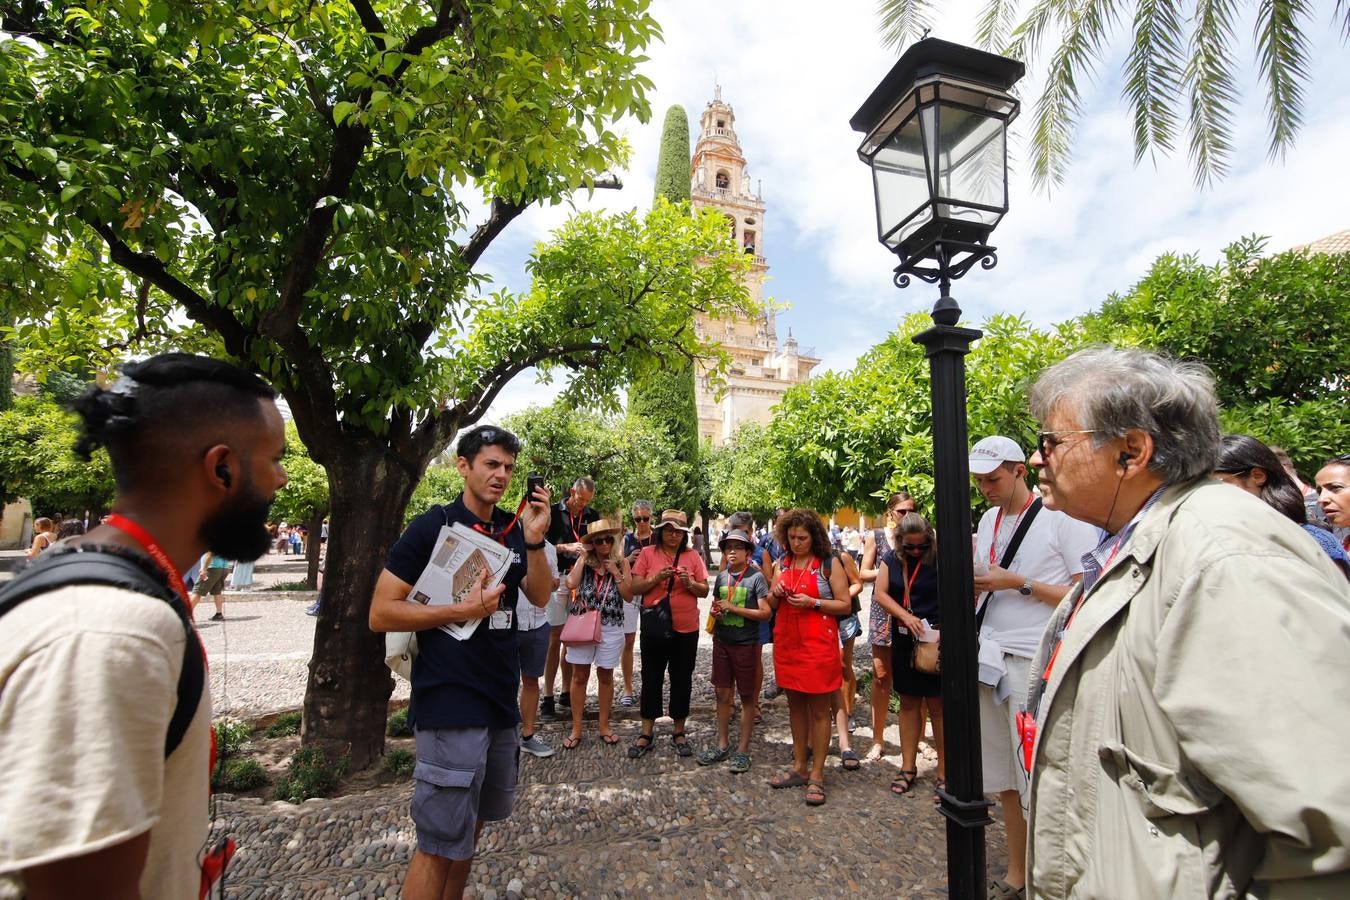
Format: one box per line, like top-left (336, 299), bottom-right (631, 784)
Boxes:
top-left (1023, 347), bottom-right (1350, 898)
top-left (0, 353), bottom-right (288, 898)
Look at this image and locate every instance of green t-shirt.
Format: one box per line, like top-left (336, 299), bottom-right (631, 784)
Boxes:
top-left (712, 566), bottom-right (767, 646)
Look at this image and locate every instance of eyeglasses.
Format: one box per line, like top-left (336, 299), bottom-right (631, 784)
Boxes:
top-left (891, 506), bottom-right (916, 516)
top-left (1037, 429), bottom-right (1099, 458)
top-left (632, 516), bottom-right (650, 522)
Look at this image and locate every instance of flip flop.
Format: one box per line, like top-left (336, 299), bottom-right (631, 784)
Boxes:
top-left (890, 769), bottom-right (918, 795)
top-left (840, 749), bottom-right (861, 771)
top-left (562, 734), bottom-right (581, 750)
top-left (599, 732), bottom-right (620, 745)
top-left (628, 733), bottom-right (654, 759)
top-left (769, 770), bottom-right (808, 789)
top-left (864, 744), bottom-right (884, 761)
top-left (804, 779), bottom-right (826, 806)
top-left (672, 732), bottom-right (693, 758)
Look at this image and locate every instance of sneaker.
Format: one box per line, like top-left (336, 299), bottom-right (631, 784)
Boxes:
top-left (540, 696), bottom-right (556, 719)
top-left (558, 692), bottom-right (571, 709)
top-left (304, 602), bottom-right (320, 617)
top-left (520, 734), bottom-right (555, 758)
top-left (210, 612), bottom-right (224, 621)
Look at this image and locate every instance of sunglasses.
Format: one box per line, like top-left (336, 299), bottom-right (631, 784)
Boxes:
top-left (1037, 429), bottom-right (1099, 458)
top-left (902, 541), bottom-right (931, 552)
top-left (593, 536), bottom-right (615, 545)
top-left (632, 516), bottom-right (650, 522)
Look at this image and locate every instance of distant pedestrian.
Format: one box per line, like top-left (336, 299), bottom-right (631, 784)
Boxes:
top-left (190, 552), bottom-right (231, 621)
top-left (230, 558), bottom-right (255, 590)
top-left (26, 517), bottom-right (57, 559)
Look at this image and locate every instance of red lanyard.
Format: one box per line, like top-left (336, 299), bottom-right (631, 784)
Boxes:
top-left (568, 506), bottom-right (586, 542)
top-left (472, 496), bottom-right (526, 544)
top-left (1040, 539), bottom-right (1126, 683)
top-left (990, 493), bottom-right (1035, 564)
top-left (723, 565), bottom-right (750, 598)
top-left (900, 559), bottom-right (922, 610)
top-left (588, 565), bottom-right (614, 601)
top-left (106, 513), bottom-right (190, 605)
top-left (783, 556), bottom-right (816, 595)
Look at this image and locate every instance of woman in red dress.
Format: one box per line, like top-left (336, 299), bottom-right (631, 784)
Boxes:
top-left (766, 509), bottom-right (852, 805)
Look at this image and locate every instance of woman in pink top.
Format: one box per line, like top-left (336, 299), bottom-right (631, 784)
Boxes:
top-left (626, 509), bottom-right (709, 759)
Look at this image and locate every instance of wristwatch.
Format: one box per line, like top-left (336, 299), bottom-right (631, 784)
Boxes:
top-left (813, 598), bottom-right (822, 610)
top-left (1017, 577), bottom-right (1034, 596)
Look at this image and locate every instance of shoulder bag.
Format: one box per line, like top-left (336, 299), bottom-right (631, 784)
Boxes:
top-left (561, 568), bottom-right (603, 645)
top-left (902, 558), bottom-right (941, 675)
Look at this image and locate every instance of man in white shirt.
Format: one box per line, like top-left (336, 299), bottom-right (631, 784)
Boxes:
top-left (969, 435), bottom-right (1099, 899)
top-left (516, 542), bottom-right (560, 757)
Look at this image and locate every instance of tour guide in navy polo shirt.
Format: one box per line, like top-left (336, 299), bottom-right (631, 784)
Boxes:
top-left (369, 425), bottom-right (552, 900)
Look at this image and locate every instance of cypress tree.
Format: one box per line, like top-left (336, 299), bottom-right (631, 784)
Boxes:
top-left (629, 105), bottom-right (701, 514)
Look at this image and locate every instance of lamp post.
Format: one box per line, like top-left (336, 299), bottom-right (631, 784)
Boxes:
top-left (850, 37), bottom-right (1024, 899)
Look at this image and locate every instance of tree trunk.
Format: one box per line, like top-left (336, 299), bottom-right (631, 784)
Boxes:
top-left (301, 451), bottom-right (417, 770)
top-left (304, 511), bottom-right (325, 590)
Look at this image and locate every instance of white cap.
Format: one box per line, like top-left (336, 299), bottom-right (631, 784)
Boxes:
top-left (969, 436), bottom-right (1025, 475)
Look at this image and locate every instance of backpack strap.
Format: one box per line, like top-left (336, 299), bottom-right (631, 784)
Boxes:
top-left (975, 498), bottom-right (1044, 629)
top-left (0, 549), bottom-right (204, 757)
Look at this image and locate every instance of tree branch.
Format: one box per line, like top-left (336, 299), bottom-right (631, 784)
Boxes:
top-left (348, 0), bottom-right (388, 51)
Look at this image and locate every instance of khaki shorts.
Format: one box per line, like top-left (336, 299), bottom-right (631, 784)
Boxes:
top-left (979, 653), bottom-right (1032, 805)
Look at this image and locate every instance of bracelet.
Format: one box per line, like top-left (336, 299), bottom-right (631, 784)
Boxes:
top-left (524, 539), bottom-right (545, 551)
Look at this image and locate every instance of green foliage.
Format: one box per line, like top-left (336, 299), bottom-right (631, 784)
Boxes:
top-left (766, 313), bottom-right (1069, 518)
top-left (876, 0), bottom-right (1345, 187)
top-left (0, 326), bottom-right (12, 412)
top-left (212, 757), bottom-right (268, 793)
top-left (386, 706), bottom-right (413, 738)
top-left (264, 710), bottom-right (303, 738)
top-left (212, 718), bottom-right (252, 758)
top-left (501, 401), bottom-right (683, 517)
top-left (382, 748), bottom-right (416, 778)
top-left (652, 106), bottom-right (691, 204)
top-left (404, 464), bottom-right (465, 526)
top-left (705, 423), bottom-right (783, 521)
top-left (274, 746), bottom-right (350, 803)
top-left (269, 423), bottom-right (329, 528)
top-left (36, 370), bottom-right (90, 406)
top-left (0, 395), bottom-right (115, 512)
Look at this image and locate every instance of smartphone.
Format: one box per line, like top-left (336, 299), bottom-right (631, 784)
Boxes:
top-left (526, 473), bottom-right (545, 502)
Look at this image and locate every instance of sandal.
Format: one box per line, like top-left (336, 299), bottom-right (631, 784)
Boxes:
top-left (599, 732), bottom-right (620, 745)
top-left (864, 743), bottom-right (884, 762)
top-left (889, 769), bottom-right (918, 796)
top-left (562, 734), bottom-right (582, 750)
top-left (698, 746), bottom-right (730, 766)
top-left (769, 770), bottom-right (808, 789)
top-left (627, 733), bottom-right (654, 759)
top-left (728, 752), bottom-right (751, 774)
top-left (672, 732), bottom-right (693, 758)
top-left (840, 748), bottom-right (861, 771)
top-left (934, 778), bottom-right (946, 805)
top-left (987, 880), bottom-right (1027, 899)
top-left (804, 779), bottom-right (826, 806)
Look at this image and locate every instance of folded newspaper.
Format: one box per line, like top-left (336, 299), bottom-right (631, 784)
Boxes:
top-left (405, 522), bottom-right (515, 640)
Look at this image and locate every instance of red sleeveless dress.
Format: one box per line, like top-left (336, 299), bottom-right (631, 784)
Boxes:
top-left (772, 556), bottom-right (842, 694)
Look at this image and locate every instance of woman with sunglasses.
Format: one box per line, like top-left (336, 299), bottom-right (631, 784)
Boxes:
top-left (562, 519), bottom-right (634, 748)
top-left (858, 491), bottom-right (916, 760)
top-left (871, 512), bottom-right (945, 798)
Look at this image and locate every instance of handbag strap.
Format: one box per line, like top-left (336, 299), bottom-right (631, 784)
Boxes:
top-left (976, 497), bottom-right (1043, 628)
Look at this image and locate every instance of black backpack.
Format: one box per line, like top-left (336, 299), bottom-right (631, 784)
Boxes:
top-left (0, 547), bottom-right (204, 756)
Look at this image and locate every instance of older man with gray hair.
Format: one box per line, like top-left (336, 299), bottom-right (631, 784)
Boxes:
top-left (1021, 347), bottom-right (1350, 899)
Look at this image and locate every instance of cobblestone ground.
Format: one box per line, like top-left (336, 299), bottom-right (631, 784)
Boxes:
top-left (206, 579), bottom-right (1008, 898)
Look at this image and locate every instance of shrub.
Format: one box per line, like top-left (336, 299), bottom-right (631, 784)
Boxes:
top-left (387, 706), bottom-right (412, 737)
top-left (383, 748), bottom-right (416, 778)
top-left (213, 758), bottom-right (268, 793)
top-left (265, 710), bottom-right (303, 738)
top-left (274, 746), bottom-right (349, 803)
top-left (212, 718), bottom-right (251, 758)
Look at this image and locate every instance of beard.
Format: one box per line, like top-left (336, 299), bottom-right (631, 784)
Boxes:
top-left (200, 475), bottom-right (275, 562)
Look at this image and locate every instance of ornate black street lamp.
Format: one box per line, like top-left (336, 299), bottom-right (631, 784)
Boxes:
top-left (850, 37), bottom-right (1024, 900)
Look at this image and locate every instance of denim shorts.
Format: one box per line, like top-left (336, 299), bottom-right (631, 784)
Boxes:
top-left (838, 613), bottom-right (862, 645)
top-left (411, 726), bottom-right (519, 860)
top-left (517, 622), bottom-right (550, 679)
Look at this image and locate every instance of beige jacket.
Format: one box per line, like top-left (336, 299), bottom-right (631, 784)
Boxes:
top-left (1025, 480), bottom-right (1350, 899)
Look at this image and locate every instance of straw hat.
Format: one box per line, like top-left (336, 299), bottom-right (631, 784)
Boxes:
top-left (653, 509), bottom-right (691, 533)
top-left (580, 519), bottom-right (622, 544)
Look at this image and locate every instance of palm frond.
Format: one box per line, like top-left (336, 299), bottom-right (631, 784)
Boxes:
top-left (1337, 0), bottom-right (1350, 40)
top-left (1255, 0), bottom-right (1311, 162)
top-left (975, 0), bottom-right (1023, 52)
top-left (1005, 0), bottom-right (1075, 66)
top-left (877, 0), bottom-right (937, 51)
top-left (1026, 0), bottom-right (1122, 188)
top-left (1123, 0), bottom-right (1184, 163)
top-left (1184, 0), bottom-right (1240, 186)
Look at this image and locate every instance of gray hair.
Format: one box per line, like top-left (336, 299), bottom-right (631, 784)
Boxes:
top-left (1028, 347), bottom-right (1221, 484)
top-left (572, 476), bottom-right (596, 494)
top-left (631, 499), bottom-right (653, 514)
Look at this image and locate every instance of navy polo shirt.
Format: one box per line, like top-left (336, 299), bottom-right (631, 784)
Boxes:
top-left (385, 494), bottom-right (528, 730)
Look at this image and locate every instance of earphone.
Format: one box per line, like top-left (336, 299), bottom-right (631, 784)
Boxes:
top-left (1117, 451), bottom-right (1130, 470)
top-left (216, 463), bottom-right (232, 488)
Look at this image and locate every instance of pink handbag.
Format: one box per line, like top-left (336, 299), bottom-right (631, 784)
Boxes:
top-left (560, 608), bottom-right (601, 645)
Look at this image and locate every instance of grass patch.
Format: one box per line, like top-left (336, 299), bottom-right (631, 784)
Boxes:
top-left (265, 710), bottom-right (303, 738)
top-left (270, 580), bottom-right (315, 592)
top-left (213, 758), bottom-right (268, 792)
top-left (212, 717), bottom-right (251, 757)
top-left (387, 706), bottom-right (412, 737)
top-left (275, 746), bottom-right (349, 803)
top-left (383, 748), bottom-right (415, 778)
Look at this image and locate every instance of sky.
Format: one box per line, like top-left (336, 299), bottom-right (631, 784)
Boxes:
top-left (475, 0), bottom-right (1350, 422)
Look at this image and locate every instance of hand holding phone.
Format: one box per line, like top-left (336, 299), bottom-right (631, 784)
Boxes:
top-left (526, 473), bottom-right (546, 503)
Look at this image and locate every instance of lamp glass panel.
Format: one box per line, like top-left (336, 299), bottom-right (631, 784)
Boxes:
top-left (933, 104), bottom-right (1006, 227)
top-left (871, 113), bottom-right (931, 249)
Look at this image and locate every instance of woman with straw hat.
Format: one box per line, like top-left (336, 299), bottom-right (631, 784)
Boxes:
top-left (561, 519), bottom-right (634, 748)
top-left (626, 509), bottom-right (709, 758)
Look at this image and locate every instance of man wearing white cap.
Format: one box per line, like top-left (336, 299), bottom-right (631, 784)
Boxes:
top-left (969, 435), bottom-right (1099, 899)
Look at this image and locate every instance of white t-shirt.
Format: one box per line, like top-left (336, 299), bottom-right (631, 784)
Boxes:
top-left (974, 501), bottom-right (1100, 650)
top-left (515, 542), bottom-right (559, 631)
top-left (0, 584), bottom-right (211, 899)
